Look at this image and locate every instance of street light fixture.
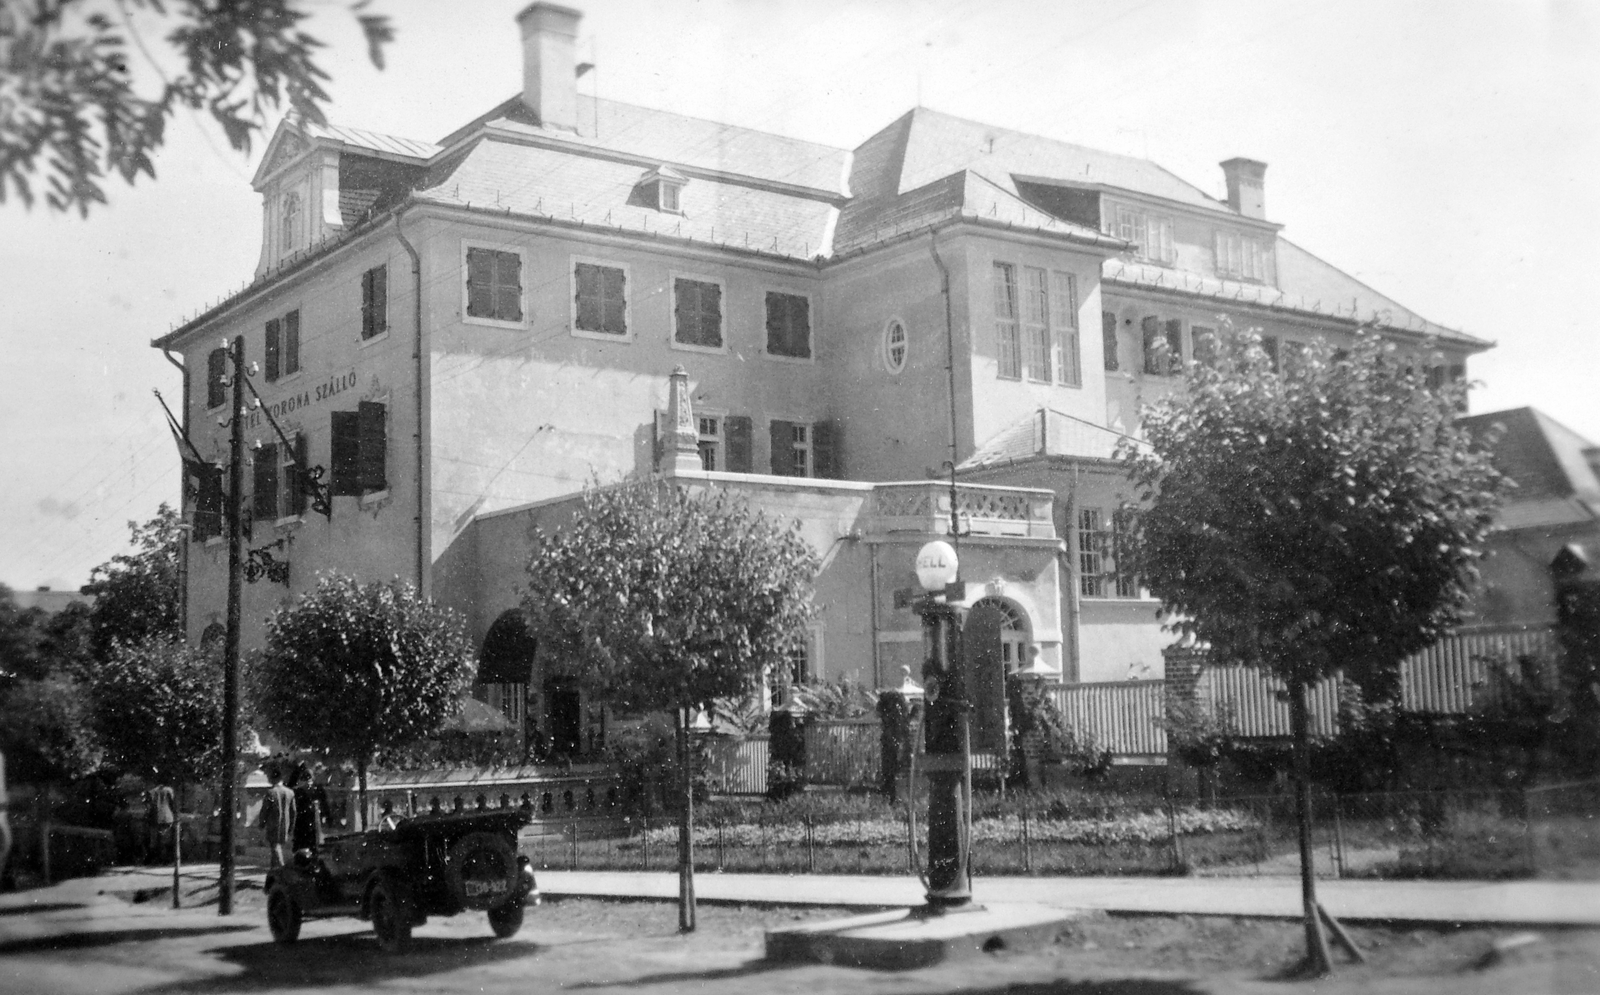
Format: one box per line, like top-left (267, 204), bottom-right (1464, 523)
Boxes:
top-left (912, 540), bottom-right (974, 912)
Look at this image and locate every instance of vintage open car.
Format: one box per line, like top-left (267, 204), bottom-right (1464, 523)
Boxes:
top-left (265, 808), bottom-right (539, 952)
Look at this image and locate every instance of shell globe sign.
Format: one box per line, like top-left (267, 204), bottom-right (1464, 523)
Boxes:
top-left (915, 540), bottom-right (959, 593)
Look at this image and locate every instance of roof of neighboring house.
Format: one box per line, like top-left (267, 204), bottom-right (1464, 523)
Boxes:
top-left (1461, 408), bottom-right (1600, 511)
top-left (5, 588), bottom-right (93, 614)
top-left (957, 408), bottom-right (1135, 471)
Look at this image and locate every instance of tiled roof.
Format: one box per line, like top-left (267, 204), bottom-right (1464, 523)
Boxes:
top-left (304, 121), bottom-right (440, 160)
top-left (1105, 239), bottom-right (1487, 348)
top-left (958, 408), bottom-right (1130, 471)
top-left (415, 139), bottom-right (835, 260)
top-left (440, 96), bottom-right (851, 196)
top-left (1460, 407), bottom-right (1600, 505)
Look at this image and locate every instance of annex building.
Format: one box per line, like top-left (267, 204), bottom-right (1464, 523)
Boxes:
top-left (154, 4), bottom-right (1487, 752)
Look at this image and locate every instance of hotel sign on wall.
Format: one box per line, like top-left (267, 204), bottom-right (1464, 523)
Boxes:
top-left (238, 368), bottom-right (359, 432)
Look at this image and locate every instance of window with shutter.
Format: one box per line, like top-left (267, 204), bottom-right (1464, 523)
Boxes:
top-left (361, 265), bottom-right (388, 339)
top-left (285, 434), bottom-right (308, 517)
top-left (1101, 312), bottom-right (1119, 372)
top-left (283, 310), bottom-right (300, 376)
top-left (1192, 325), bottom-right (1218, 367)
top-left (253, 443), bottom-right (279, 521)
top-left (1164, 319), bottom-right (1183, 374)
top-left (357, 400), bottom-right (387, 493)
top-left (465, 246), bottom-right (523, 323)
top-left (1141, 316), bottom-right (1164, 376)
top-left (194, 464), bottom-right (224, 541)
top-left (1261, 335), bottom-right (1280, 372)
top-left (574, 262), bottom-right (628, 336)
top-left (764, 292), bottom-right (811, 359)
top-left (769, 419), bottom-right (794, 475)
top-left (696, 415), bottom-right (721, 470)
top-left (207, 348), bottom-right (227, 408)
top-left (725, 415), bottom-right (753, 473)
top-left (673, 278), bottom-right (723, 348)
top-left (264, 319), bottom-right (281, 381)
top-left (330, 410), bottom-right (362, 496)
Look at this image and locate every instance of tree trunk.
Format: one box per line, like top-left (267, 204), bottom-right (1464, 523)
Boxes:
top-left (1290, 677), bottom-right (1333, 976)
top-left (358, 757), bottom-right (369, 832)
top-left (677, 707), bottom-right (696, 933)
top-left (172, 784), bottom-right (183, 910)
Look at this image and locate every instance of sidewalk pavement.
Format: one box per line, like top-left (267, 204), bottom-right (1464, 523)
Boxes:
top-left (3, 863), bottom-right (1596, 931)
top-left (535, 870), bottom-right (1600, 927)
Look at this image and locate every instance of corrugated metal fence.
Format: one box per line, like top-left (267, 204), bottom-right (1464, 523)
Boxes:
top-left (710, 627), bottom-right (1560, 790)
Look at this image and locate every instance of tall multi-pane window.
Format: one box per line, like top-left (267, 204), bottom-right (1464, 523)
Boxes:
top-left (1141, 316), bottom-right (1183, 376)
top-left (1051, 271), bottom-right (1080, 386)
top-left (697, 416), bottom-right (721, 471)
top-left (1115, 206), bottom-right (1175, 264)
top-left (1215, 231), bottom-right (1271, 282)
top-left (788, 423), bottom-right (811, 477)
top-left (281, 193), bottom-right (301, 253)
top-left (992, 263), bottom-right (1021, 379)
top-left (1079, 508), bottom-right (1138, 599)
top-left (1022, 266), bottom-right (1051, 383)
top-left (1078, 508), bottom-right (1107, 598)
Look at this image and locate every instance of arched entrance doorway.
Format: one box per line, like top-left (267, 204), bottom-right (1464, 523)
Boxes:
top-left (963, 598), bottom-right (1032, 753)
top-left (479, 609), bottom-right (538, 750)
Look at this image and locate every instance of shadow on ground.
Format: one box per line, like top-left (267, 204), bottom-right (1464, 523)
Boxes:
top-left (0, 902), bottom-right (87, 917)
top-left (133, 932), bottom-right (541, 994)
top-left (569, 958), bottom-right (1206, 994)
top-left (0, 924), bottom-right (255, 955)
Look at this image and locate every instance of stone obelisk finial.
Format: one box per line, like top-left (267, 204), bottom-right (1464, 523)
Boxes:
top-left (665, 366), bottom-right (701, 475)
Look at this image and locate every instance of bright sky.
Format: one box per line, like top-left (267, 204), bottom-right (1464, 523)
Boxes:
top-left (1, 0), bottom-right (1595, 592)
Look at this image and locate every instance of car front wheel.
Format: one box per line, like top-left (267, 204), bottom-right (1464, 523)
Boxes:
top-left (267, 884), bottom-right (301, 944)
top-left (488, 898), bottom-right (524, 939)
top-left (369, 878), bottom-right (413, 953)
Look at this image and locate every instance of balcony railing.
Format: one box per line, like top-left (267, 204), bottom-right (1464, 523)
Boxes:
top-left (870, 482), bottom-right (1055, 538)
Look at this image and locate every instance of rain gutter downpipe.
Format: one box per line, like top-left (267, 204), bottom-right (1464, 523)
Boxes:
top-left (393, 204), bottom-right (428, 597)
top-left (928, 230), bottom-right (959, 481)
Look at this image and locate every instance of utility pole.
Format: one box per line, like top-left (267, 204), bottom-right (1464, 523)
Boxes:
top-left (218, 336), bottom-right (245, 916)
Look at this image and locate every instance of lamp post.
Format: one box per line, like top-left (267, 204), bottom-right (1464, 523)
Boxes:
top-left (913, 540), bottom-right (973, 911)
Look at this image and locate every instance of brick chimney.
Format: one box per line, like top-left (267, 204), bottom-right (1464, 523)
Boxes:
top-left (516, 3), bottom-right (581, 132)
top-left (1220, 158), bottom-right (1267, 220)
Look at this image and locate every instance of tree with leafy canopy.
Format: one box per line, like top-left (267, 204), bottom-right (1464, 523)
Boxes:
top-left (1, 0), bottom-right (392, 216)
top-left (91, 634), bottom-right (223, 786)
top-left (252, 575), bottom-right (474, 829)
top-left (1121, 325), bottom-right (1503, 976)
top-left (522, 478), bottom-right (817, 932)
top-left (0, 584), bottom-right (99, 784)
top-left (81, 503), bottom-right (182, 659)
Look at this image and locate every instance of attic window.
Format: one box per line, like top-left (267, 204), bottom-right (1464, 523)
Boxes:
top-left (638, 165), bottom-right (687, 214)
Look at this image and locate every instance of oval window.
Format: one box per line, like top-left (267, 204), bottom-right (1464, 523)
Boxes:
top-left (883, 319), bottom-right (908, 373)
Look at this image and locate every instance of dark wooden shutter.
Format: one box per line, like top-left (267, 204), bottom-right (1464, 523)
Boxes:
top-left (284, 310), bottom-right (300, 375)
top-left (286, 434), bottom-right (308, 516)
top-left (358, 400), bottom-right (387, 492)
top-left (496, 251), bottom-right (522, 322)
top-left (574, 263), bottom-right (600, 331)
top-left (602, 266), bottom-right (626, 333)
top-left (1261, 335), bottom-right (1280, 372)
top-left (769, 419), bottom-right (794, 475)
top-left (1164, 319), bottom-right (1183, 374)
top-left (264, 319), bottom-right (281, 381)
top-left (330, 410), bottom-right (362, 495)
top-left (812, 420), bottom-right (840, 479)
top-left (725, 415), bottom-right (753, 473)
top-left (1101, 312), bottom-right (1119, 372)
top-left (208, 348), bottom-right (227, 408)
top-left (253, 443), bottom-right (278, 521)
top-left (363, 265), bottom-right (387, 339)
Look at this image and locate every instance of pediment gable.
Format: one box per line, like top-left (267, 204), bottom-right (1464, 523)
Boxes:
top-left (252, 121), bottom-right (314, 190)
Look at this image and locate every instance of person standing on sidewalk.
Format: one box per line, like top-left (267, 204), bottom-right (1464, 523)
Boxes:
top-left (258, 765), bottom-right (296, 870)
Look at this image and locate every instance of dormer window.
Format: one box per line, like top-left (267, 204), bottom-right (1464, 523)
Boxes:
top-left (281, 192), bottom-right (301, 253)
top-left (637, 165), bottom-right (687, 214)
